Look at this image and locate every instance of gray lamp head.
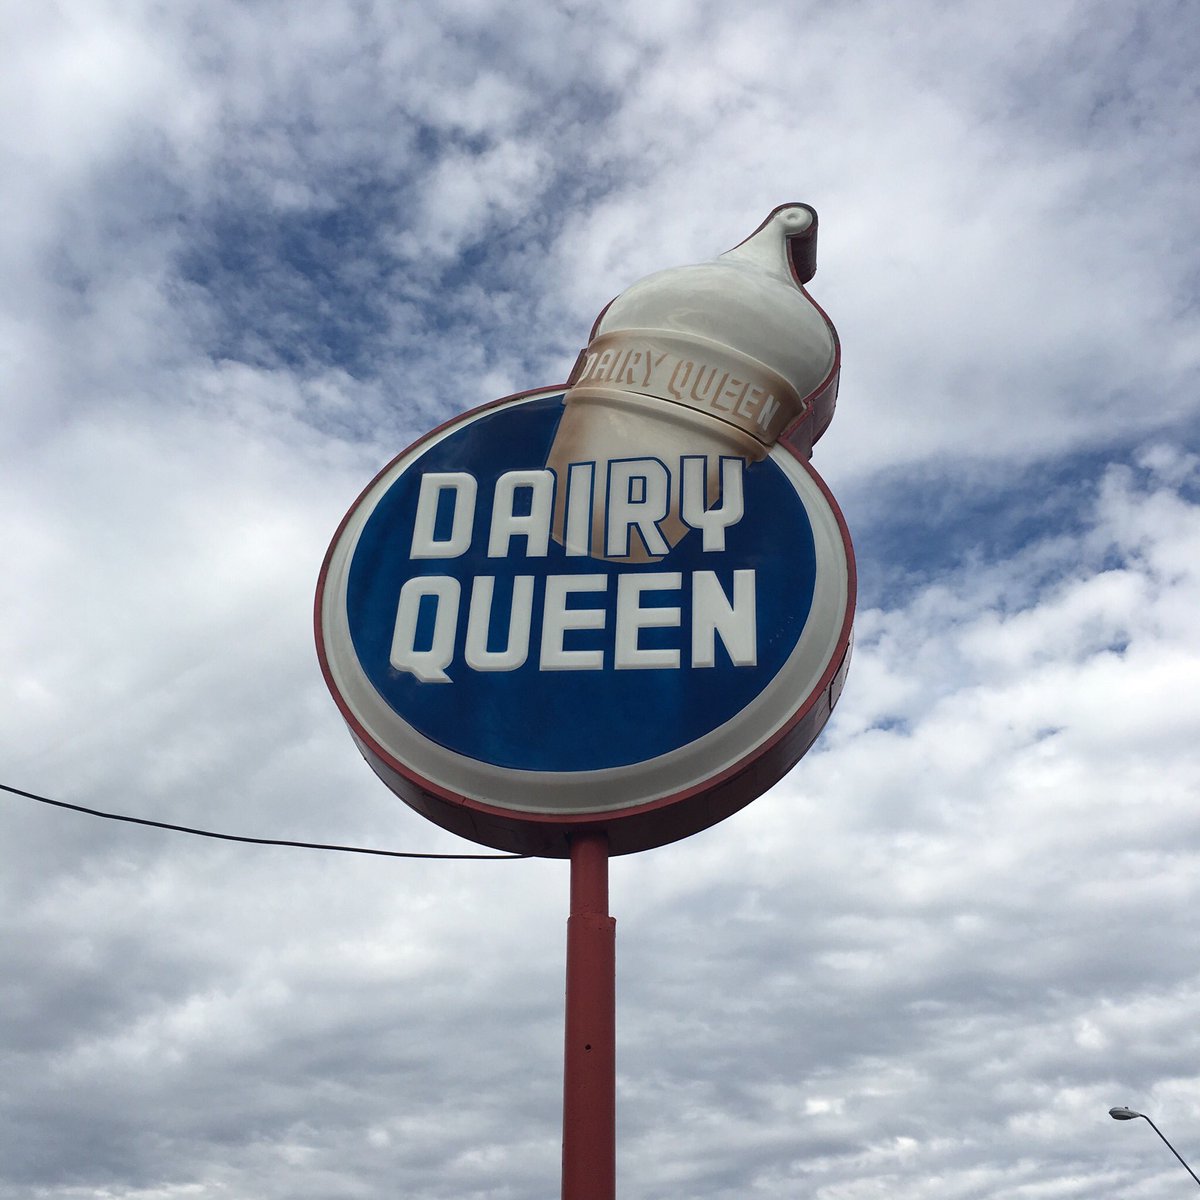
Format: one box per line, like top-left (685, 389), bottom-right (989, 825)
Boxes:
top-left (1110, 1107), bottom-right (1144, 1120)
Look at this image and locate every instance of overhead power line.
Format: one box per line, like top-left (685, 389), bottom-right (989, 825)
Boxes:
top-left (0, 782), bottom-right (529, 860)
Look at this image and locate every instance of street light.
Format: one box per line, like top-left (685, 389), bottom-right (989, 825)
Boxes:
top-left (1109, 1106), bottom-right (1200, 1188)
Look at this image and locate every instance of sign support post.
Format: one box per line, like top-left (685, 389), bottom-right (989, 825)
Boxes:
top-left (562, 831), bottom-right (616, 1200)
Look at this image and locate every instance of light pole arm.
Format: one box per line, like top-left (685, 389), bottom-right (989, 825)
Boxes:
top-left (1141, 1116), bottom-right (1200, 1189)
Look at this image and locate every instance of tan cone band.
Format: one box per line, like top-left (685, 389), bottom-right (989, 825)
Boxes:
top-left (566, 329), bottom-right (808, 447)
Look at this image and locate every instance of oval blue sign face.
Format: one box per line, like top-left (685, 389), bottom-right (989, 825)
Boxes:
top-left (317, 388), bottom-right (852, 824)
top-left (344, 394), bottom-right (815, 773)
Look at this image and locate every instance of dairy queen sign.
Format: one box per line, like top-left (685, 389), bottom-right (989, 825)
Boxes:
top-left (315, 203), bottom-right (855, 1196)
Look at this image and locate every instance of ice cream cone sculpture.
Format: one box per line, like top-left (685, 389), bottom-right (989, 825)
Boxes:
top-left (549, 203), bottom-right (840, 563)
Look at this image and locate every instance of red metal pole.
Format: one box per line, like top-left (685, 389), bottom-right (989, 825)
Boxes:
top-left (562, 831), bottom-right (616, 1200)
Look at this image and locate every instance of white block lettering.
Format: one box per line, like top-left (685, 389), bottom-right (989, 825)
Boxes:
top-left (464, 575), bottom-right (533, 671)
top-left (692, 570), bottom-right (756, 667)
top-left (606, 458), bottom-right (671, 558)
top-left (615, 572), bottom-right (682, 669)
top-left (390, 576), bottom-right (461, 682)
top-left (563, 461), bottom-right (595, 557)
top-left (539, 574), bottom-right (608, 670)
top-left (680, 456), bottom-right (745, 552)
top-left (410, 473), bottom-right (477, 559)
top-left (487, 469), bottom-right (554, 559)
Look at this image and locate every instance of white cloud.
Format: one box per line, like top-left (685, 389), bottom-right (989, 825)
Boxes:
top-left (2, 1), bottom-right (1199, 1197)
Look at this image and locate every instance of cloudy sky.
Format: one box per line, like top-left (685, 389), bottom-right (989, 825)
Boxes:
top-left (3, 1), bottom-right (1199, 1197)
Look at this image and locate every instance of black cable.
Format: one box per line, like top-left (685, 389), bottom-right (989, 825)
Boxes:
top-left (0, 782), bottom-right (529, 860)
